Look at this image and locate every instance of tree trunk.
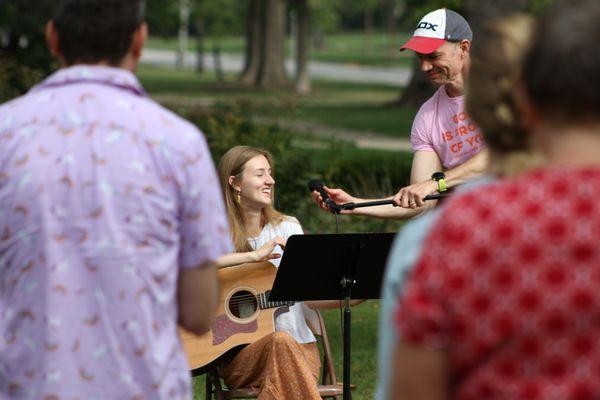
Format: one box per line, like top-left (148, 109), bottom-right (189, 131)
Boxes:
top-left (396, 0), bottom-right (531, 107)
top-left (240, 0), bottom-right (262, 84)
top-left (176, 0), bottom-right (190, 69)
top-left (381, 0), bottom-right (401, 56)
top-left (363, 7), bottom-right (374, 52)
top-left (257, 0), bottom-right (287, 87)
top-left (294, 0), bottom-right (310, 94)
top-left (240, 0), bottom-right (287, 87)
top-left (194, 18), bottom-right (205, 73)
top-left (213, 44), bottom-right (224, 82)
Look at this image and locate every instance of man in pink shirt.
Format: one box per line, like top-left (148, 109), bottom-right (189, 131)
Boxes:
top-left (0, 0), bottom-right (231, 398)
top-left (313, 9), bottom-right (488, 219)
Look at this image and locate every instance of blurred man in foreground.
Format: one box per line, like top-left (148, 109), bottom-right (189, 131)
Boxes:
top-left (0, 0), bottom-right (231, 398)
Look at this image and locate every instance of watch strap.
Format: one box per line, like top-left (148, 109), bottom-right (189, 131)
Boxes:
top-left (437, 178), bottom-right (447, 192)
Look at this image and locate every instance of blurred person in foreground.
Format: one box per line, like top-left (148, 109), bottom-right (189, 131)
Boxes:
top-left (312, 8), bottom-right (488, 218)
top-left (377, 13), bottom-right (540, 400)
top-left (0, 0), bottom-right (231, 398)
top-left (392, 0), bottom-right (600, 398)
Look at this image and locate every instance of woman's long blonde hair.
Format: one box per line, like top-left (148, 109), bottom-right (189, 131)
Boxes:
top-left (218, 146), bottom-right (284, 252)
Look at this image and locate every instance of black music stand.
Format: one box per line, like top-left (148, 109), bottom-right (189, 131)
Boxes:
top-left (269, 233), bottom-right (395, 400)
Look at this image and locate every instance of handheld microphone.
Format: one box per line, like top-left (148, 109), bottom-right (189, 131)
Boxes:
top-left (308, 179), bottom-right (342, 213)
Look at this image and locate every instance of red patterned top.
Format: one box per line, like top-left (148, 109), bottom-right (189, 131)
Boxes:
top-left (395, 167), bottom-right (600, 400)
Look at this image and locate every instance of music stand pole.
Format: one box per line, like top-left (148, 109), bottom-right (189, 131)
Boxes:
top-left (340, 243), bottom-right (362, 400)
top-left (343, 293), bottom-right (352, 400)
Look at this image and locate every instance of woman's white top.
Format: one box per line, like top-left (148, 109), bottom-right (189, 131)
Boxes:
top-left (248, 217), bottom-right (317, 344)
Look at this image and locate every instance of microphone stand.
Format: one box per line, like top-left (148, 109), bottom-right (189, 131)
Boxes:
top-left (338, 192), bottom-right (450, 211)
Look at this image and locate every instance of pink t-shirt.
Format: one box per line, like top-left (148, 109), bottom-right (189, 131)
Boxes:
top-left (411, 86), bottom-right (485, 169)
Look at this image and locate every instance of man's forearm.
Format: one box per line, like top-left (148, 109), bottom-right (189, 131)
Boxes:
top-left (444, 148), bottom-right (489, 188)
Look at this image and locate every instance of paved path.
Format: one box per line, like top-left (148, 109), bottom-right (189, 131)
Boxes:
top-left (142, 48), bottom-right (413, 87)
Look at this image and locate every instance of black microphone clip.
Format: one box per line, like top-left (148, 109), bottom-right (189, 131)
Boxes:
top-left (308, 179), bottom-right (342, 214)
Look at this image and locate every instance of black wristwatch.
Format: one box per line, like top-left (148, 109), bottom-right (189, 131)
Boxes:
top-left (431, 172), bottom-right (447, 192)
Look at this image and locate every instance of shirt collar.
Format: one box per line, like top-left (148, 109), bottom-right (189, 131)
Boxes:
top-left (31, 65), bottom-right (147, 97)
top-left (440, 84), bottom-right (464, 102)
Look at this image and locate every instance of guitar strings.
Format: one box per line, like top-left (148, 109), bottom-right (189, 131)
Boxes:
top-left (227, 293), bottom-right (287, 302)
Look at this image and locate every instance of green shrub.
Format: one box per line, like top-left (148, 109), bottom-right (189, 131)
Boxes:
top-left (0, 0), bottom-right (57, 103)
top-left (320, 148), bottom-right (413, 197)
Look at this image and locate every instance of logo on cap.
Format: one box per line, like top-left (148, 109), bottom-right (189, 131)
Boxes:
top-left (416, 22), bottom-right (439, 31)
top-left (400, 9), bottom-right (472, 54)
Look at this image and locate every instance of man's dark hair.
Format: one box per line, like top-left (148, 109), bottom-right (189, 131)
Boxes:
top-left (524, 0), bottom-right (600, 122)
top-left (53, 0), bottom-right (145, 66)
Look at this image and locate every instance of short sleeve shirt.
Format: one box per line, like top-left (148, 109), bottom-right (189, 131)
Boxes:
top-left (248, 217), bottom-right (316, 344)
top-left (0, 66), bottom-right (232, 399)
top-left (396, 167), bottom-right (600, 400)
top-left (411, 86), bottom-right (485, 169)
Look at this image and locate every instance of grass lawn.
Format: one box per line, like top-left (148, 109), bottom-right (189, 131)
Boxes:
top-left (191, 301), bottom-right (381, 400)
top-left (320, 301), bottom-right (381, 399)
top-left (137, 65), bottom-right (416, 139)
top-left (310, 31), bottom-right (412, 67)
top-left (147, 31), bottom-right (414, 67)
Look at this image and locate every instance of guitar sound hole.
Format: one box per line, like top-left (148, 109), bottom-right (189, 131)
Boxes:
top-left (229, 290), bottom-right (258, 319)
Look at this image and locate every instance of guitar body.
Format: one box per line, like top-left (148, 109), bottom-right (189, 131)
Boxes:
top-left (180, 261), bottom-right (290, 373)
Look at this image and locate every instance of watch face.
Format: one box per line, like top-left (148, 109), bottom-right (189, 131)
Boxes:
top-left (432, 172), bottom-right (445, 181)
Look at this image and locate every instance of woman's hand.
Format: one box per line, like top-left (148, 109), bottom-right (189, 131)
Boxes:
top-left (251, 236), bottom-right (286, 262)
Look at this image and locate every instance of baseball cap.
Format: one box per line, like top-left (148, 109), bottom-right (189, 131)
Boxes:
top-left (400, 9), bottom-right (473, 54)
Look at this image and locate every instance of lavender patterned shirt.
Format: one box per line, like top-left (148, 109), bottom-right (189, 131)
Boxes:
top-left (0, 65), bottom-right (232, 399)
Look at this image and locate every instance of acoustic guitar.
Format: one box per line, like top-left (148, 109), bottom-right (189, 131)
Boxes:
top-left (179, 261), bottom-right (294, 373)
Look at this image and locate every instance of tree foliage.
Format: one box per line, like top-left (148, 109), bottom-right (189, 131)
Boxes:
top-left (0, 0), bottom-right (57, 102)
top-left (145, 0), bottom-right (180, 36)
top-left (309, 0), bottom-right (341, 34)
top-left (191, 0), bottom-right (246, 38)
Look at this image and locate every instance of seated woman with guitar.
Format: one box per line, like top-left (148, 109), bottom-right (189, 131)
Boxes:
top-left (215, 145), bottom-right (341, 400)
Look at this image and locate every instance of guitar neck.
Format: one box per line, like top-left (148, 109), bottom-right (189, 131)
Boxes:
top-left (258, 290), bottom-right (294, 310)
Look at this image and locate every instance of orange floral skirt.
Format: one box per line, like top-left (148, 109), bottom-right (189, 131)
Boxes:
top-left (219, 331), bottom-right (322, 400)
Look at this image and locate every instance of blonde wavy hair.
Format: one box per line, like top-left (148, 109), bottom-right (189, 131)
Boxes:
top-left (218, 146), bottom-right (284, 252)
top-left (467, 14), bottom-right (543, 177)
